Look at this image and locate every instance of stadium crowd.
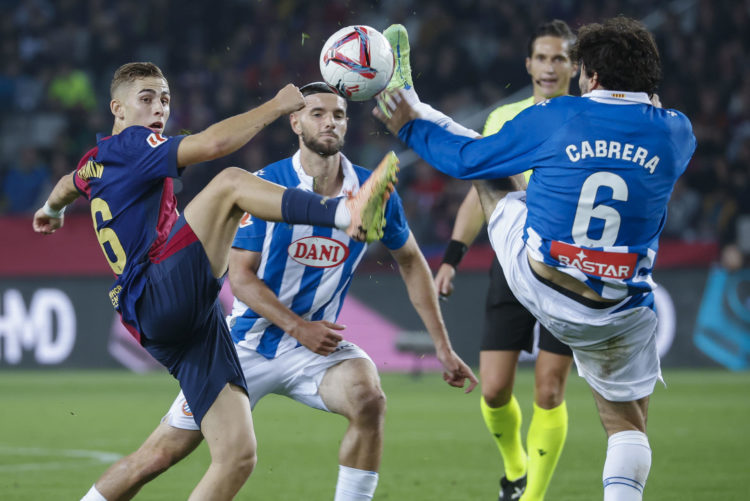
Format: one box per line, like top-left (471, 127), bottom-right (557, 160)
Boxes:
top-left (1, 0), bottom-right (747, 259)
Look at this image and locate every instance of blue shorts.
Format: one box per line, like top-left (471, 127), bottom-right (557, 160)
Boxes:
top-left (135, 215), bottom-right (247, 427)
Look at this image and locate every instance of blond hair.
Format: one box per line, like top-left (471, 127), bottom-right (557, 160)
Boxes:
top-left (110, 62), bottom-right (166, 98)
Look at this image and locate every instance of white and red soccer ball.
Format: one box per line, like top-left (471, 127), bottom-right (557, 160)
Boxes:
top-left (319, 25), bottom-right (394, 101)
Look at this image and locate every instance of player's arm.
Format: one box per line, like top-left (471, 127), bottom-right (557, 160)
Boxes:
top-left (228, 247), bottom-right (344, 356)
top-left (389, 232), bottom-right (478, 393)
top-left (434, 186), bottom-right (485, 297)
top-left (375, 90), bottom-right (543, 180)
top-left (32, 172), bottom-right (81, 234)
top-left (176, 84), bottom-right (305, 167)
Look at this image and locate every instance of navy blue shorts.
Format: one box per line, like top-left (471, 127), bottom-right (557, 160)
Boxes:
top-left (481, 258), bottom-right (572, 356)
top-left (135, 215), bottom-right (247, 427)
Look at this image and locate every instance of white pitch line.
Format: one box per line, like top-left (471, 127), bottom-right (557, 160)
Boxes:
top-left (0, 445), bottom-right (122, 472)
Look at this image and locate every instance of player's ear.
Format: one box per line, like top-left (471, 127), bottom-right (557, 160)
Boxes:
top-left (525, 57), bottom-right (532, 75)
top-left (289, 112), bottom-right (302, 135)
top-left (110, 99), bottom-right (123, 119)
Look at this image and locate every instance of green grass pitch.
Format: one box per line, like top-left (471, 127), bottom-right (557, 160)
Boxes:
top-left (1, 369), bottom-right (748, 500)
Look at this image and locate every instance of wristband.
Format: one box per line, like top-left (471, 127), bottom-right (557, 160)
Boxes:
top-left (42, 201), bottom-right (66, 218)
top-left (441, 240), bottom-right (468, 268)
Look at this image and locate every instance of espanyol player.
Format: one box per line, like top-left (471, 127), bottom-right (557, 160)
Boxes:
top-left (33, 61), bottom-right (397, 501)
top-left (376, 17), bottom-right (696, 501)
top-left (81, 82), bottom-right (477, 501)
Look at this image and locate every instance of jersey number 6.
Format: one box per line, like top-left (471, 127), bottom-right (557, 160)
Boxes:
top-left (571, 172), bottom-right (628, 248)
top-left (91, 198), bottom-right (128, 274)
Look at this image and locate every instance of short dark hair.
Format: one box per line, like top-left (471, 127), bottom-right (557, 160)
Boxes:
top-left (527, 19), bottom-right (576, 57)
top-left (570, 16), bottom-right (661, 95)
top-left (299, 81), bottom-right (340, 98)
top-left (111, 62), bottom-right (166, 98)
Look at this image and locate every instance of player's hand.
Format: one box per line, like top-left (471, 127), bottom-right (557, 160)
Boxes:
top-left (437, 348), bottom-right (478, 394)
top-left (372, 89), bottom-right (419, 136)
top-left (289, 319), bottom-right (345, 356)
top-left (434, 263), bottom-right (456, 299)
top-left (274, 84), bottom-right (306, 115)
top-left (32, 208), bottom-right (63, 234)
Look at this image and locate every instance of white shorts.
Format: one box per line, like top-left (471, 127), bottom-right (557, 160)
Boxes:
top-left (487, 192), bottom-right (662, 402)
top-left (163, 341), bottom-right (373, 430)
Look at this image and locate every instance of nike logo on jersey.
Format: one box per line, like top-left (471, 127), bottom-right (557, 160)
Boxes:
top-left (147, 132), bottom-right (167, 148)
top-left (565, 140), bottom-right (659, 174)
top-left (288, 236), bottom-right (349, 268)
top-left (551, 240), bottom-right (638, 279)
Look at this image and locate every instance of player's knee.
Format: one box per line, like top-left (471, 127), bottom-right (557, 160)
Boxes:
top-left (232, 443), bottom-right (258, 478)
top-left (127, 446), bottom-right (177, 483)
top-left (350, 386), bottom-right (387, 426)
top-left (211, 167), bottom-right (247, 197)
top-left (535, 379), bottom-right (566, 408)
top-left (481, 382), bottom-right (513, 407)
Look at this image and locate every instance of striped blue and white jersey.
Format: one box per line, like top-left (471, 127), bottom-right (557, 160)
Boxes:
top-left (229, 151), bottom-right (410, 359)
top-left (400, 90), bottom-right (696, 300)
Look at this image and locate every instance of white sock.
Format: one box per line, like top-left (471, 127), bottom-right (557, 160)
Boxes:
top-left (334, 199), bottom-right (351, 229)
top-left (334, 465), bottom-right (379, 501)
top-left (602, 431), bottom-right (651, 501)
top-left (413, 102), bottom-right (480, 138)
top-left (81, 484), bottom-right (107, 501)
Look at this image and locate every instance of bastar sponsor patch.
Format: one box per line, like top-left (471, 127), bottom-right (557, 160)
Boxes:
top-left (288, 236), bottom-right (349, 268)
top-left (550, 240), bottom-right (638, 279)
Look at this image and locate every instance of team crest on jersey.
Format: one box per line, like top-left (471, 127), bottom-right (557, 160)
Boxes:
top-left (181, 400), bottom-right (193, 417)
top-left (288, 236), bottom-right (349, 268)
top-left (239, 212), bottom-right (253, 228)
top-left (147, 132), bottom-right (167, 148)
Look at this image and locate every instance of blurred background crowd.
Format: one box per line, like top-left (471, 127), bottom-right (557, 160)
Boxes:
top-left (1, 0), bottom-right (748, 265)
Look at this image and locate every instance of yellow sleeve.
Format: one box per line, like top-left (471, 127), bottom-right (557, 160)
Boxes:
top-left (482, 97), bottom-right (536, 183)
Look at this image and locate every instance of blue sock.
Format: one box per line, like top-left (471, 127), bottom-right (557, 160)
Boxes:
top-left (281, 188), bottom-right (339, 227)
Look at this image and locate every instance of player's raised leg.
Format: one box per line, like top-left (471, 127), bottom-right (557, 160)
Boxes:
top-left (183, 151), bottom-right (398, 277)
top-left (319, 358), bottom-right (386, 501)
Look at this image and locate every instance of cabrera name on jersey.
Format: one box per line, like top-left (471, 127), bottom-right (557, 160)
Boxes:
top-left (229, 152), bottom-right (409, 359)
top-left (400, 90), bottom-right (696, 299)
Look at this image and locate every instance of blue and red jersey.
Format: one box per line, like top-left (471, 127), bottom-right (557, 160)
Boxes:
top-left (73, 125), bottom-right (185, 333)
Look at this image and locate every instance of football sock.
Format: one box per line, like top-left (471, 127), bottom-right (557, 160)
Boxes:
top-left (522, 401), bottom-right (568, 501)
top-left (602, 430), bottom-right (651, 501)
top-left (413, 102), bottom-right (480, 138)
top-left (334, 465), bottom-right (379, 501)
top-left (81, 484), bottom-right (107, 501)
top-left (480, 394), bottom-right (527, 481)
top-left (280, 188), bottom-right (342, 228)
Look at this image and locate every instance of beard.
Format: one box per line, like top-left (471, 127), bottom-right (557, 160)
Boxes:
top-left (301, 132), bottom-right (345, 157)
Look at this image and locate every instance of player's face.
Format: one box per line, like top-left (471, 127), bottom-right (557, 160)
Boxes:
top-left (526, 36), bottom-right (576, 100)
top-left (293, 93), bottom-right (347, 157)
top-left (112, 77), bottom-right (171, 134)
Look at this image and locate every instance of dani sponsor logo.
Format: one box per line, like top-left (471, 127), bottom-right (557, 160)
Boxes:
top-left (288, 236), bottom-right (349, 268)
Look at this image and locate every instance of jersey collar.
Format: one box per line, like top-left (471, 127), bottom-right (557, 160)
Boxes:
top-left (291, 150), bottom-right (359, 196)
top-left (583, 89), bottom-right (651, 105)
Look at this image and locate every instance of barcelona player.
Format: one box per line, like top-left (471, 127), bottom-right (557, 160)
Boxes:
top-left (33, 62), bottom-right (397, 501)
top-left (70, 81), bottom-right (476, 501)
top-left (376, 17), bottom-right (696, 501)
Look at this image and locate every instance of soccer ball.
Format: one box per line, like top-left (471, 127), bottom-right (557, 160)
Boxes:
top-left (319, 25), bottom-right (394, 101)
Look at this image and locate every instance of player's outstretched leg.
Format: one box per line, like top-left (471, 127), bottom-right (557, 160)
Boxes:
top-left (344, 151), bottom-right (399, 243)
top-left (184, 156), bottom-right (397, 277)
